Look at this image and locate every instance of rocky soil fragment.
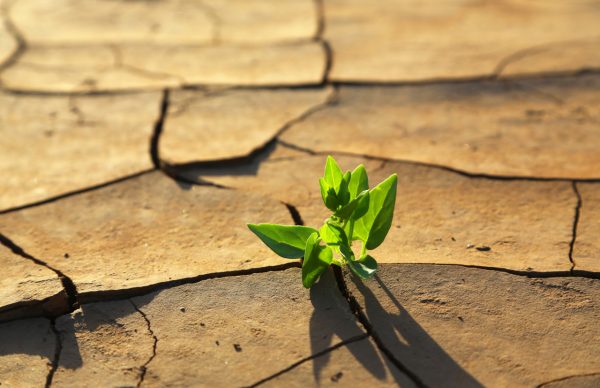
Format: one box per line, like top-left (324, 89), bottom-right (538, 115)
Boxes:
top-left (180, 146), bottom-right (575, 272)
top-left (0, 172), bottom-right (295, 297)
top-left (51, 300), bottom-right (154, 387)
top-left (160, 87), bottom-right (331, 164)
top-left (0, 91), bottom-right (160, 210)
top-left (573, 183), bottom-right (600, 273)
top-left (281, 75), bottom-right (600, 179)
top-left (0, 243), bottom-right (66, 322)
top-left (344, 264), bottom-right (600, 387)
top-left (0, 318), bottom-right (55, 386)
top-left (325, 0), bottom-right (600, 81)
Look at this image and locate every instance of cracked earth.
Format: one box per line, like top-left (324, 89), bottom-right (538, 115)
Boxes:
top-left (0, 0), bottom-right (599, 387)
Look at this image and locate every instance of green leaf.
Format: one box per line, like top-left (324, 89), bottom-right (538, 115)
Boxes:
top-left (348, 164), bottom-right (369, 198)
top-left (347, 255), bottom-right (377, 279)
top-left (319, 178), bottom-right (339, 211)
top-left (353, 174), bottom-right (398, 250)
top-left (302, 233), bottom-right (333, 288)
top-left (335, 189), bottom-right (370, 220)
top-left (352, 190), bottom-right (370, 220)
top-left (247, 224), bottom-right (318, 259)
top-left (323, 156), bottom-right (343, 192)
top-left (337, 171), bottom-right (351, 206)
top-left (320, 222), bottom-right (349, 248)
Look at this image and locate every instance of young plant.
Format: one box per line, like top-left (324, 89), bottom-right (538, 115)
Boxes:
top-left (248, 156), bottom-right (397, 288)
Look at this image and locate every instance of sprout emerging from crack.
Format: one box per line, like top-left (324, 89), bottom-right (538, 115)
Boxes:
top-left (248, 156), bottom-right (397, 288)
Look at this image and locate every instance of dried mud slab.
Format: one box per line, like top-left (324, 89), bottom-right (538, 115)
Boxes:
top-left (281, 75), bottom-right (600, 179)
top-left (11, 0), bottom-right (316, 45)
top-left (1, 43), bottom-right (325, 92)
top-left (262, 337), bottom-right (415, 387)
top-left (3, 0), bottom-right (322, 92)
top-left (0, 171), bottom-right (295, 297)
top-left (160, 87), bottom-right (331, 164)
top-left (0, 243), bottom-right (66, 322)
top-left (51, 301), bottom-right (154, 387)
top-left (572, 183), bottom-right (600, 273)
top-left (0, 91), bottom-right (160, 211)
top-left (326, 0), bottom-right (600, 81)
top-left (345, 264), bottom-right (600, 387)
top-left (0, 318), bottom-right (55, 387)
top-left (180, 146), bottom-right (575, 272)
top-left (131, 269), bottom-right (371, 386)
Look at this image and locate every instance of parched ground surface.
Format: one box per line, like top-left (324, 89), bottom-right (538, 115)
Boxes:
top-left (1, 0), bottom-right (599, 387)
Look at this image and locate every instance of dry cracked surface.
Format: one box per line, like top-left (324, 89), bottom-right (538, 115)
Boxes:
top-left (325, 0), bottom-right (600, 81)
top-left (344, 264), bottom-right (600, 387)
top-left (1, 1), bottom-right (600, 387)
top-left (0, 171), bottom-right (296, 298)
top-left (1, 0), bottom-right (324, 92)
top-left (280, 75), bottom-right (600, 179)
top-left (0, 91), bottom-right (160, 211)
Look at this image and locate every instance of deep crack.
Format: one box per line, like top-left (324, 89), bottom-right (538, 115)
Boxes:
top-left (284, 203), bottom-right (305, 226)
top-left (313, 0), bottom-right (332, 84)
top-left (0, 169), bottom-right (155, 215)
top-left (277, 140), bottom-right (600, 183)
top-left (150, 89), bottom-right (170, 169)
top-left (568, 181), bottom-right (582, 272)
top-left (79, 262), bottom-right (301, 305)
top-left (130, 300), bottom-right (158, 388)
top-left (45, 318), bottom-right (62, 388)
top-left (247, 333), bottom-right (368, 387)
top-left (332, 266), bottom-right (426, 387)
top-left (0, 233), bottom-right (79, 314)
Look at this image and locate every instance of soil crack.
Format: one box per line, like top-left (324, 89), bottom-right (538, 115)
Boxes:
top-left (130, 300), bottom-right (158, 388)
top-left (277, 141), bottom-right (600, 183)
top-left (45, 318), bottom-right (63, 388)
top-left (79, 262), bottom-right (301, 305)
top-left (537, 372), bottom-right (600, 387)
top-left (246, 333), bottom-right (368, 387)
top-left (0, 169), bottom-right (155, 216)
top-left (283, 202), bottom-right (305, 226)
top-left (568, 181), bottom-right (582, 273)
top-left (0, 232), bottom-right (79, 314)
top-left (332, 267), bottom-right (426, 387)
top-left (150, 89), bottom-right (170, 169)
top-left (314, 0), bottom-right (332, 84)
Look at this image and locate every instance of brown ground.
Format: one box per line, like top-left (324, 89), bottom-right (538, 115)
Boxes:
top-left (0, 0), bottom-right (599, 387)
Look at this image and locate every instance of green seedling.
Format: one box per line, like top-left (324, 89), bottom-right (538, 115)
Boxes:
top-left (248, 156), bottom-right (397, 288)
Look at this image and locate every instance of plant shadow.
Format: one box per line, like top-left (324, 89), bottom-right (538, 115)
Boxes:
top-left (350, 273), bottom-right (483, 387)
top-left (307, 269), bottom-right (407, 385)
top-left (0, 295), bottom-right (158, 374)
